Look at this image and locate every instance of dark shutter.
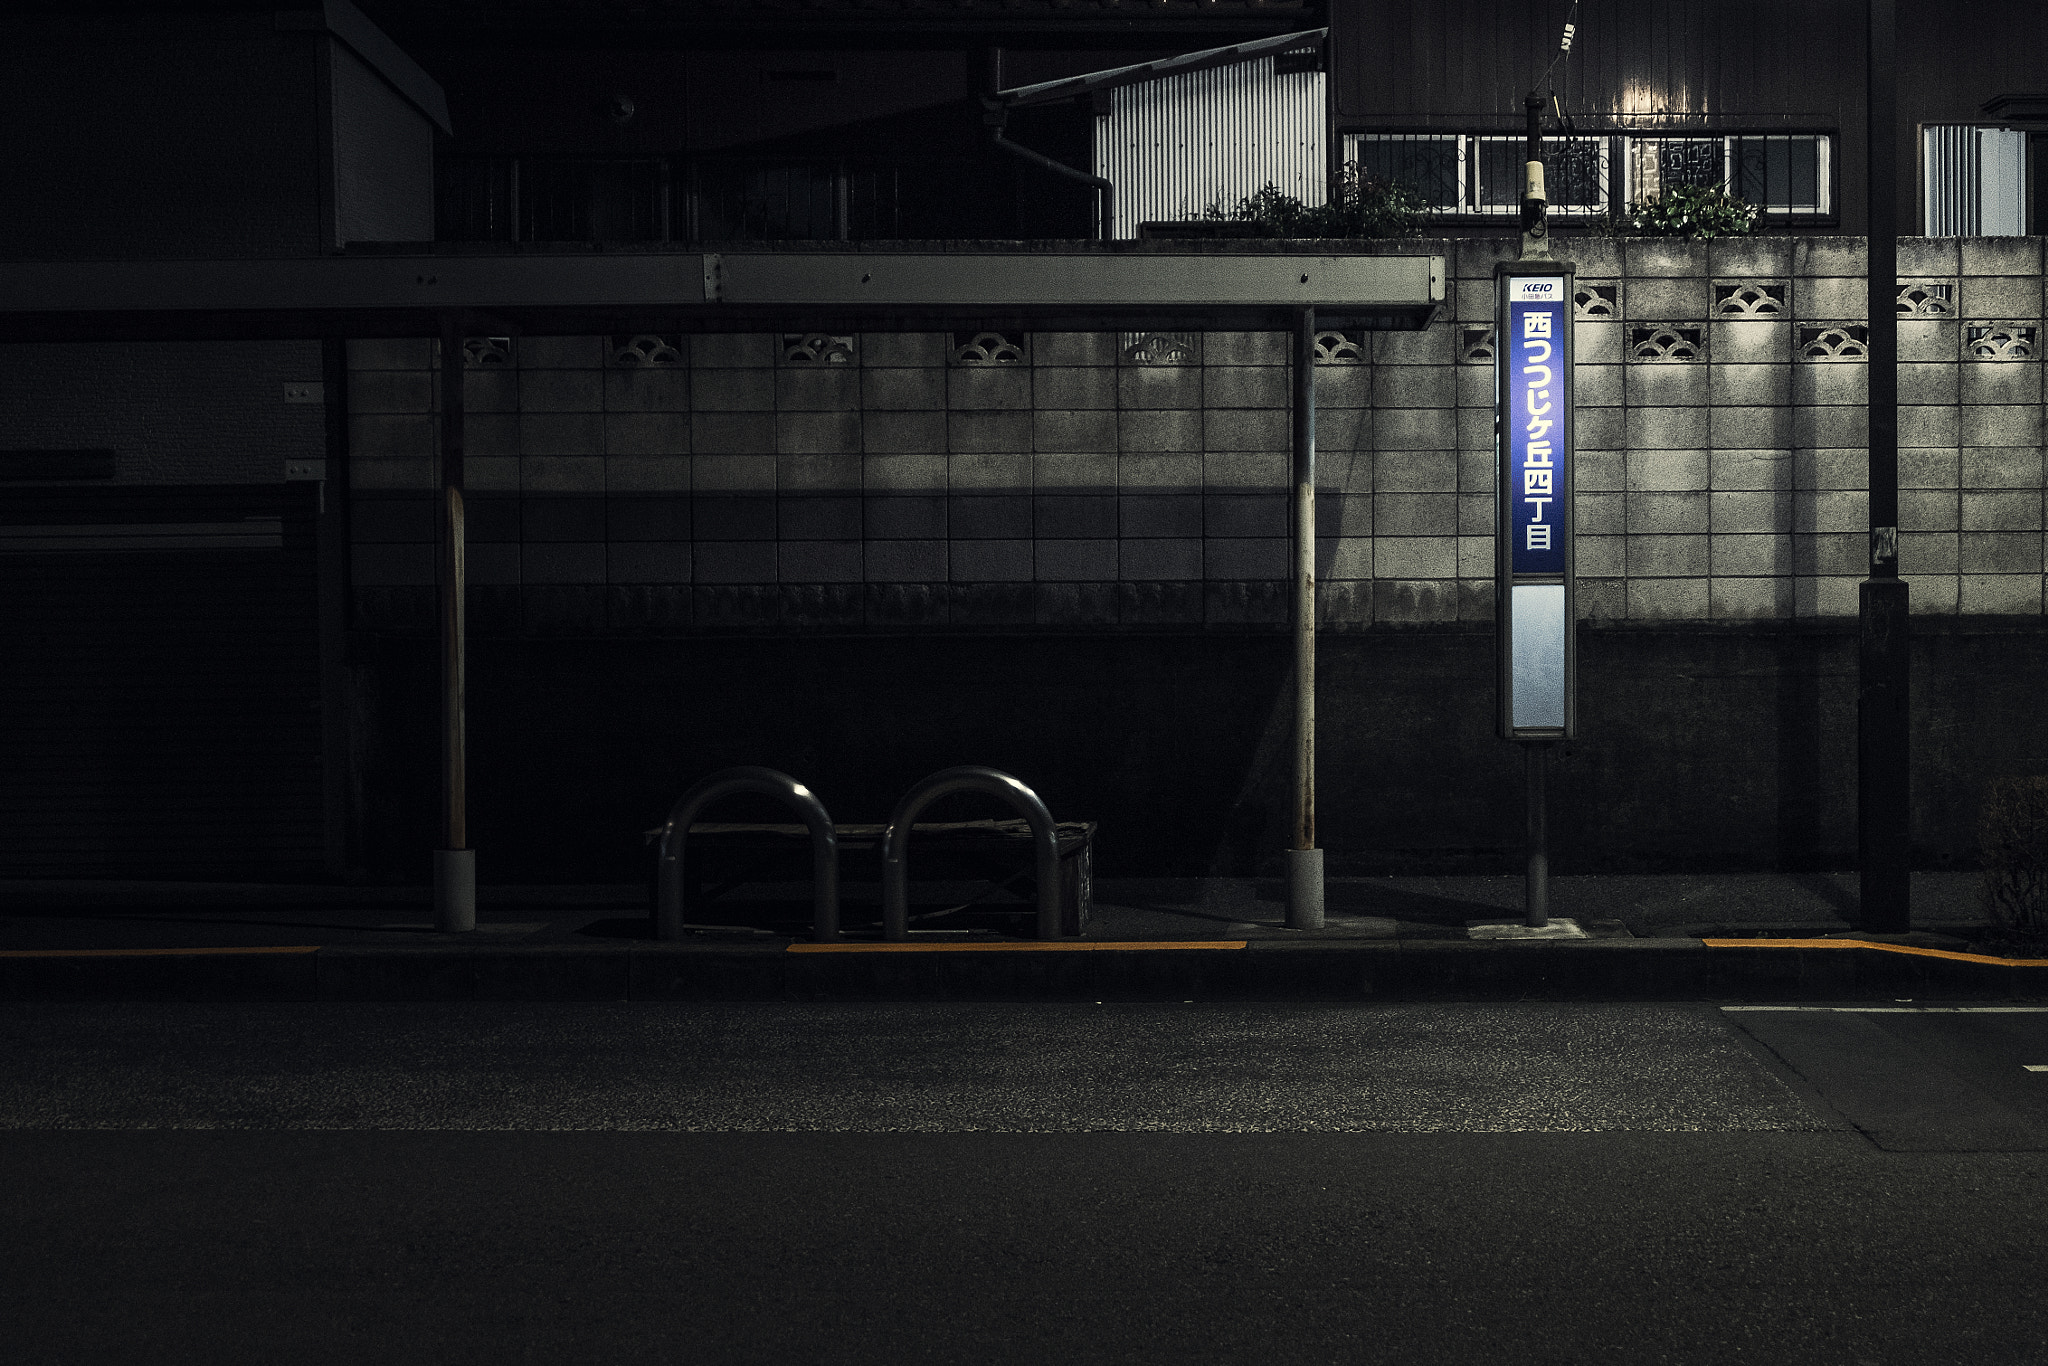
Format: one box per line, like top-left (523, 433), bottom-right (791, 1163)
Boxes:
top-left (0, 484), bottom-right (323, 878)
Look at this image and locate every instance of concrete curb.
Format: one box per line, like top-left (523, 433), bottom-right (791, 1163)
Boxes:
top-left (3, 938), bottom-right (2047, 1003)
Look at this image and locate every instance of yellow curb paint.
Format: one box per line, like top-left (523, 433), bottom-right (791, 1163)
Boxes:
top-left (1703, 938), bottom-right (2048, 968)
top-left (787, 940), bottom-right (1248, 954)
top-left (0, 945), bottom-right (322, 959)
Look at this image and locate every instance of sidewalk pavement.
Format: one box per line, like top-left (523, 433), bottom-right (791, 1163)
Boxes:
top-left (2, 872), bottom-right (2042, 1003)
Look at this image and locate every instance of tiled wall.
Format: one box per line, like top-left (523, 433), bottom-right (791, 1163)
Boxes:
top-left (347, 235), bottom-right (2047, 632)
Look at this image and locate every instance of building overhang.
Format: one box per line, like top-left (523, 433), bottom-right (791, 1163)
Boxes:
top-left (0, 245), bottom-right (1446, 342)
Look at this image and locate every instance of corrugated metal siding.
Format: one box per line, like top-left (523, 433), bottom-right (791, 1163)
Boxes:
top-left (0, 484), bottom-right (324, 878)
top-left (1096, 55), bottom-right (1325, 237)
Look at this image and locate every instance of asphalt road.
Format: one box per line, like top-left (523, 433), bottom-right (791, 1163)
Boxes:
top-left (4, 1002), bottom-right (2047, 1365)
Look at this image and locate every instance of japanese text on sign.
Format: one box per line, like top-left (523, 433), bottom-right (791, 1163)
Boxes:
top-left (1506, 281), bottom-right (1567, 575)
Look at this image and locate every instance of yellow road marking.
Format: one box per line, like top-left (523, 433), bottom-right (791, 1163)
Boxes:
top-left (0, 945), bottom-right (321, 958)
top-left (1703, 937), bottom-right (2048, 967)
top-left (788, 940), bottom-right (1247, 954)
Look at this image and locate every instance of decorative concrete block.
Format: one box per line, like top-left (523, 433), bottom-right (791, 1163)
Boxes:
top-left (1710, 449), bottom-right (1794, 491)
top-left (1787, 361), bottom-right (1869, 406)
top-left (1628, 276), bottom-right (1711, 318)
top-left (1459, 492), bottom-right (1494, 535)
top-left (864, 494), bottom-right (946, 539)
top-left (770, 411), bottom-right (860, 458)
top-left (1900, 448), bottom-right (1960, 489)
top-left (1576, 492), bottom-right (1624, 535)
top-left (1626, 577), bottom-right (1710, 619)
top-left (1793, 405), bottom-right (1870, 449)
top-left (1575, 363), bottom-right (1623, 407)
top-left (1371, 365), bottom-right (1455, 409)
top-left (692, 412), bottom-right (776, 456)
top-left (1793, 237), bottom-right (1866, 277)
top-left (1033, 367), bottom-right (1116, 410)
top-left (1122, 493), bottom-right (1204, 537)
top-left (1711, 319), bottom-right (1791, 364)
top-left (692, 540), bottom-right (778, 584)
top-left (1627, 406), bottom-right (1709, 450)
top-left (1204, 451), bottom-right (1289, 489)
top-left (1889, 362), bottom-right (1956, 406)
top-left (861, 453), bottom-right (945, 491)
top-left (862, 411), bottom-right (947, 454)
top-left (1962, 491), bottom-right (2044, 532)
top-left (1794, 449), bottom-right (1868, 491)
top-left (1795, 275), bottom-right (1867, 320)
top-left (690, 368), bottom-right (774, 412)
top-left (350, 496), bottom-right (434, 544)
top-left (1454, 276), bottom-right (1495, 322)
top-left (1204, 538), bottom-right (1288, 580)
top-left (1034, 494), bottom-right (1117, 538)
top-left (1961, 275), bottom-right (2044, 319)
top-left (1115, 537), bottom-right (1200, 581)
top-left (1318, 407), bottom-right (1369, 456)
top-left (1577, 536), bottom-right (1625, 576)
top-left (1031, 332), bottom-right (1117, 366)
top-left (1324, 538), bottom-right (1373, 580)
top-left (1577, 407), bottom-right (1625, 450)
top-left (1204, 366), bottom-right (1290, 409)
top-left (465, 414), bottom-right (518, 457)
top-left (1899, 490), bottom-right (1959, 532)
top-left (775, 541), bottom-right (863, 584)
top-left (465, 543), bottom-right (520, 586)
top-left (1711, 490), bottom-right (1792, 534)
top-left (1960, 237), bottom-right (2044, 277)
top-left (465, 370), bottom-right (519, 414)
top-left (1036, 538), bottom-right (1119, 581)
top-left (775, 367), bottom-right (859, 413)
top-left (1116, 453), bottom-right (1199, 491)
top-left (1569, 240), bottom-right (1624, 276)
top-left (1625, 363), bottom-right (1709, 407)
top-left (1576, 577), bottom-right (1626, 619)
top-left (1710, 533), bottom-right (1793, 576)
top-left (1960, 363), bottom-right (2044, 406)
top-left (1206, 408), bottom-right (1289, 451)
top-left (778, 495), bottom-right (861, 540)
top-left (1576, 450), bottom-right (1625, 492)
top-left (1898, 320), bottom-right (1960, 362)
top-left (521, 496), bottom-right (605, 542)
top-left (1374, 492), bottom-right (1457, 537)
top-left (943, 452), bottom-right (1027, 491)
top-left (520, 412), bottom-right (605, 456)
top-left (864, 539), bottom-right (947, 582)
top-left (1628, 448), bottom-right (1709, 491)
top-left (1711, 406), bottom-right (1794, 450)
top-left (1456, 535), bottom-right (1492, 578)
top-left (519, 336), bottom-right (606, 369)
top-left (1894, 405), bottom-right (1958, 448)
top-left (1626, 535), bottom-right (1709, 576)
top-left (775, 454), bottom-right (861, 493)
top-left (862, 368), bottom-right (945, 410)
top-left (1372, 407), bottom-right (1456, 451)
top-left (1456, 407), bottom-right (1495, 453)
top-left (1031, 409), bottom-right (1117, 454)
top-left (1203, 493), bottom-right (1288, 538)
top-left (1374, 537), bottom-right (1457, 578)
top-left (1900, 531), bottom-right (1960, 573)
top-left (1626, 239), bottom-right (1707, 277)
top-left (604, 412), bottom-right (688, 456)
top-left (1314, 365), bottom-right (1371, 410)
top-left (1119, 409), bottom-right (1203, 451)
top-left (352, 371), bottom-right (432, 414)
top-left (1628, 491), bottom-right (1708, 534)
top-left (1795, 489), bottom-right (1868, 532)
top-left (949, 539), bottom-right (1033, 582)
top-left (1898, 238), bottom-right (1960, 275)
top-left (1456, 238), bottom-right (1518, 279)
top-left (1903, 574), bottom-right (1959, 613)
top-left (1455, 447), bottom-right (1495, 493)
top-left (1575, 319), bottom-right (1624, 365)
top-left (519, 369), bottom-right (603, 414)
top-left (1374, 449), bottom-right (1458, 494)
top-left (1710, 576), bottom-right (1793, 618)
top-left (1959, 574), bottom-right (2044, 613)
top-left (1203, 332), bottom-right (1287, 366)
top-left (949, 366), bottom-right (1033, 411)
top-left (1710, 363), bottom-right (1791, 407)
top-left (1373, 327), bottom-right (1454, 365)
top-left (950, 410), bottom-right (1032, 453)
top-left (1796, 532), bottom-right (1866, 576)
top-left (605, 494), bottom-right (689, 541)
top-left (1961, 405), bottom-right (2043, 447)
top-left (466, 456), bottom-right (520, 490)
top-left (349, 338), bottom-right (433, 370)
top-left (1710, 237), bottom-right (1793, 277)
top-left (1789, 576), bottom-right (1861, 617)
top-left (350, 414), bottom-right (434, 458)
top-left (606, 543), bottom-right (691, 585)
top-left (604, 368), bottom-right (688, 414)
top-left (692, 494), bottom-right (775, 541)
top-left (1961, 447), bottom-right (2043, 489)
top-left (521, 455), bottom-right (607, 492)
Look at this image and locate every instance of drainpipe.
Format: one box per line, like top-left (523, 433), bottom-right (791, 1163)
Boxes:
top-left (979, 49), bottom-right (1115, 240)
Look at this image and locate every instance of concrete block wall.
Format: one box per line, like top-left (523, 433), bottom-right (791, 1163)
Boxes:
top-left (346, 235), bottom-right (2047, 632)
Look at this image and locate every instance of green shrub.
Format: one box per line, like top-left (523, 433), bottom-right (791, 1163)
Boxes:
top-left (1979, 776), bottom-right (2048, 935)
top-left (1618, 182), bottom-right (1760, 240)
top-left (1203, 163), bottom-right (1424, 240)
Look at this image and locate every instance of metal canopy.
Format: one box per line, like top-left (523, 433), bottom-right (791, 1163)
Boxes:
top-left (0, 248), bottom-right (1445, 342)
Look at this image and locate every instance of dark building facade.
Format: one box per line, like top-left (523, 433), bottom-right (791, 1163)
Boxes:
top-left (3, 0), bottom-right (2045, 889)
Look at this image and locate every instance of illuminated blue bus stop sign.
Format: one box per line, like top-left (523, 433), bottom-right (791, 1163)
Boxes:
top-left (1496, 262), bottom-right (1576, 739)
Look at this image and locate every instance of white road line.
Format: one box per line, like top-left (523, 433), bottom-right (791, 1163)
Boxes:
top-left (2025, 1065), bottom-right (2048, 1072)
top-left (1722, 1005), bottom-right (2048, 1013)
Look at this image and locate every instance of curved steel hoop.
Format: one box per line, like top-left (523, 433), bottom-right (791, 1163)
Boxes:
top-left (653, 766), bottom-right (839, 943)
top-left (882, 766), bottom-right (1061, 942)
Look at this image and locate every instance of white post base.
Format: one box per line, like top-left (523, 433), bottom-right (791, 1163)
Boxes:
top-left (434, 848), bottom-right (476, 933)
top-left (1285, 847), bottom-right (1325, 931)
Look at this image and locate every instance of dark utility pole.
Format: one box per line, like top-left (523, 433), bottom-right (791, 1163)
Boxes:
top-left (1285, 305), bottom-right (1322, 930)
top-left (1859, 0), bottom-right (1910, 932)
top-left (436, 314), bottom-right (475, 933)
